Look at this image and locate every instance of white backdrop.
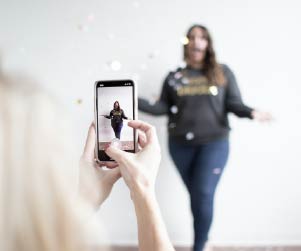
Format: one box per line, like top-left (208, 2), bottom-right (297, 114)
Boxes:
top-left (1, 0), bottom-right (301, 246)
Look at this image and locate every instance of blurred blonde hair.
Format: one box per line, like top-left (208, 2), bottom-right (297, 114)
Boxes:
top-left (0, 72), bottom-right (105, 251)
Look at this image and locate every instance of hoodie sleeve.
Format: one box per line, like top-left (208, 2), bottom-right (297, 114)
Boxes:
top-left (104, 110), bottom-right (113, 119)
top-left (223, 65), bottom-right (254, 118)
top-left (138, 75), bottom-right (171, 116)
top-left (121, 110), bottom-right (128, 119)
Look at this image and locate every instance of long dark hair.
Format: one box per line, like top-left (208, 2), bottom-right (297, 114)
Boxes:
top-left (184, 24), bottom-right (226, 86)
top-left (113, 101), bottom-right (120, 111)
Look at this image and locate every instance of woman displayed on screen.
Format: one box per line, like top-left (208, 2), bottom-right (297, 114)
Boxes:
top-left (104, 101), bottom-right (128, 139)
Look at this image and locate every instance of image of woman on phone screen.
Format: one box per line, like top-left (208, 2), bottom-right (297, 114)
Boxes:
top-left (104, 101), bottom-right (128, 139)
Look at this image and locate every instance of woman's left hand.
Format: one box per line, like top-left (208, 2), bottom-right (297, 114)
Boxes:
top-left (251, 110), bottom-right (273, 122)
top-left (78, 123), bottom-right (121, 209)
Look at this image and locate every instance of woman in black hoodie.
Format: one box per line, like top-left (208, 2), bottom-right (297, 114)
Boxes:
top-left (105, 101), bottom-right (128, 139)
top-left (139, 24), bottom-right (271, 251)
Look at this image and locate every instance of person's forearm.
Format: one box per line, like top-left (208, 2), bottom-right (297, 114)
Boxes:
top-left (138, 98), bottom-right (168, 115)
top-left (132, 190), bottom-right (175, 251)
top-left (226, 101), bottom-right (253, 118)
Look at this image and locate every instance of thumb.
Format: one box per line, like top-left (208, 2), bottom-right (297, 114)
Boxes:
top-left (105, 146), bottom-right (129, 164)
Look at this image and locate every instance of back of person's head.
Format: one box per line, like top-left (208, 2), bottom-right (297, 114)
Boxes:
top-left (0, 70), bottom-right (105, 251)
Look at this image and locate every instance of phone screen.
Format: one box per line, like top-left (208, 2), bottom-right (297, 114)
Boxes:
top-left (95, 80), bottom-right (136, 161)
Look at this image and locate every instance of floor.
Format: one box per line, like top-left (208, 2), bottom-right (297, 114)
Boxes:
top-left (92, 245), bottom-right (301, 251)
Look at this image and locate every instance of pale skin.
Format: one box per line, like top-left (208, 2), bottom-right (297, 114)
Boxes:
top-left (79, 120), bottom-right (175, 251)
top-left (187, 26), bottom-right (273, 122)
top-left (78, 123), bottom-right (120, 209)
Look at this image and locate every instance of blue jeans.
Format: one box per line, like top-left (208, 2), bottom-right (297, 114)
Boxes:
top-left (112, 123), bottom-right (123, 139)
top-left (168, 138), bottom-right (229, 251)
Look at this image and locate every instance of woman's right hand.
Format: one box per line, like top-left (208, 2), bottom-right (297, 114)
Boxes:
top-left (105, 120), bottom-right (161, 199)
top-left (107, 121), bottom-right (175, 251)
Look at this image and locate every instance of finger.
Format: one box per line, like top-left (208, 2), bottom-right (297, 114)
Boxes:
top-left (128, 120), bottom-right (158, 145)
top-left (269, 115), bottom-right (275, 122)
top-left (138, 131), bottom-right (147, 148)
top-left (267, 113), bottom-right (274, 122)
top-left (82, 122), bottom-right (96, 160)
top-left (105, 146), bottom-right (130, 164)
top-left (96, 161), bottom-right (118, 169)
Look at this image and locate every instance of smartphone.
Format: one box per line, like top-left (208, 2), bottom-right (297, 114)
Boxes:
top-left (94, 79), bottom-right (138, 162)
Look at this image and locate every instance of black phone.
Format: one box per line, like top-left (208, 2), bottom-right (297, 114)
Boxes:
top-left (94, 80), bottom-right (138, 162)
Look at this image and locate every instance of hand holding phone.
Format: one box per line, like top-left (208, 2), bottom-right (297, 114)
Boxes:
top-left (78, 123), bottom-right (121, 209)
top-left (105, 120), bottom-right (161, 197)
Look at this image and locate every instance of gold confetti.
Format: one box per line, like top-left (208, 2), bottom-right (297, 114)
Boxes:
top-left (76, 99), bottom-right (83, 105)
top-left (180, 36), bottom-right (189, 45)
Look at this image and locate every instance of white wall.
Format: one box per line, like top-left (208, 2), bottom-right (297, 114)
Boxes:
top-left (1, 0), bottom-right (300, 246)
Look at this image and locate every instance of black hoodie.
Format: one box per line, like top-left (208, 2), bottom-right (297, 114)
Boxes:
top-left (138, 64), bottom-right (253, 145)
